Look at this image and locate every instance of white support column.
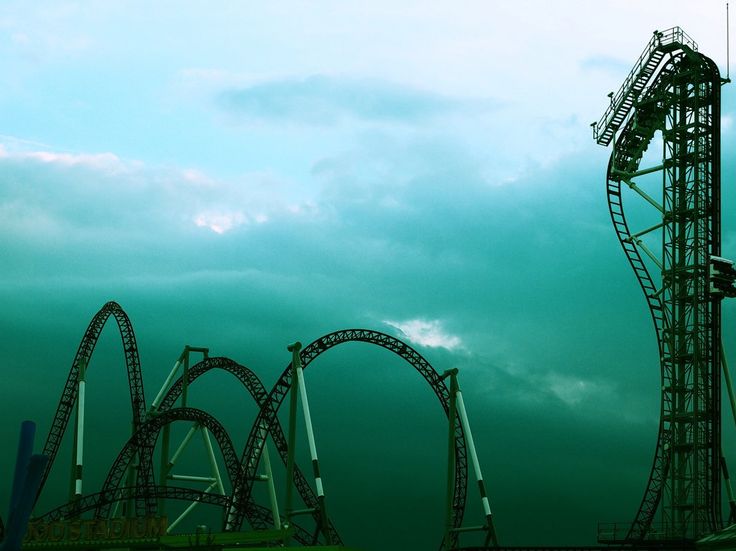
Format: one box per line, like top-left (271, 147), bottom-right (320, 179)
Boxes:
top-left (169, 423), bottom-right (199, 469)
top-left (150, 359), bottom-right (183, 413)
top-left (455, 390), bottom-right (492, 520)
top-left (166, 481), bottom-right (218, 534)
top-left (258, 424), bottom-right (281, 529)
top-left (284, 340), bottom-right (331, 544)
top-left (168, 474), bottom-right (217, 483)
top-left (73, 371), bottom-right (87, 497)
top-left (295, 364), bottom-right (324, 498)
top-left (201, 427), bottom-right (225, 495)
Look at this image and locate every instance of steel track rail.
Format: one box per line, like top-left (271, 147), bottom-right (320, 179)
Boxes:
top-left (37, 301), bottom-right (151, 506)
top-left (227, 329), bottom-right (469, 550)
top-left (34, 305), bottom-right (345, 544)
top-left (154, 356), bottom-right (343, 544)
top-left (94, 408), bottom-right (238, 519)
top-left (605, 49), bottom-right (723, 540)
top-left (37, 407), bottom-right (316, 546)
top-left (34, 306), bottom-right (474, 547)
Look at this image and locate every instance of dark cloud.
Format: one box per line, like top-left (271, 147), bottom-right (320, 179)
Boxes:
top-left (1, 114), bottom-right (735, 548)
top-left (218, 75), bottom-right (468, 125)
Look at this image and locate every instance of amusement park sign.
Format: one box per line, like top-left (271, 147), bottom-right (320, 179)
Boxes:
top-left (23, 517), bottom-right (168, 545)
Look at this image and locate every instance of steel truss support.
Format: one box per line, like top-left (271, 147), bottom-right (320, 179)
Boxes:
top-left (283, 341), bottom-right (331, 545)
top-left (228, 329), bottom-right (471, 550)
top-left (659, 57), bottom-right (721, 538)
top-left (594, 27), bottom-right (725, 542)
top-left (34, 302), bottom-right (483, 548)
top-left (442, 369), bottom-right (498, 549)
top-left (148, 346), bottom-right (209, 516)
top-left (39, 301), bottom-right (149, 508)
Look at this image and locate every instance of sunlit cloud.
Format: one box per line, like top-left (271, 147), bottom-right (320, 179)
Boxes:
top-left (193, 209), bottom-right (269, 234)
top-left (0, 142), bottom-right (298, 239)
top-left (384, 318), bottom-right (462, 350)
top-left (193, 211), bottom-right (246, 234)
top-left (543, 373), bottom-right (608, 407)
top-left (181, 168), bottom-right (216, 187)
top-left (0, 145), bottom-right (127, 173)
top-left (723, 114), bottom-right (734, 132)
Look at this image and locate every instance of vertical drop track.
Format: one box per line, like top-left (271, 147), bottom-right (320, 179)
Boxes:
top-left (594, 27), bottom-right (724, 542)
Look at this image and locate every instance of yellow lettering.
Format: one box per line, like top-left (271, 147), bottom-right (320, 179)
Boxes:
top-left (21, 516), bottom-right (167, 544)
top-left (131, 517), bottom-right (147, 538)
top-left (146, 516), bottom-right (168, 537)
top-left (68, 521), bottom-right (82, 541)
top-left (23, 521), bottom-right (43, 542)
top-left (94, 520), bottom-right (109, 539)
top-left (34, 521), bottom-right (49, 542)
top-left (48, 521), bottom-right (66, 542)
top-left (82, 519), bottom-right (97, 539)
top-left (110, 518), bottom-right (125, 540)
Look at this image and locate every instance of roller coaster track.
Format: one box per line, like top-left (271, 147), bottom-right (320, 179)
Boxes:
top-left (227, 329), bottom-right (469, 549)
top-left (94, 408), bottom-right (239, 519)
top-left (37, 301), bottom-right (152, 506)
top-left (595, 28), bottom-right (723, 541)
top-left (153, 356), bottom-right (343, 544)
top-left (38, 408), bottom-right (236, 522)
top-left (37, 390), bottom-right (323, 546)
top-left (34, 310), bottom-right (340, 544)
top-left (33, 306), bottom-right (470, 548)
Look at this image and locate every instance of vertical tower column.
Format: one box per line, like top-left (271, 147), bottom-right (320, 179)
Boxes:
top-left (661, 56), bottom-right (721, 538)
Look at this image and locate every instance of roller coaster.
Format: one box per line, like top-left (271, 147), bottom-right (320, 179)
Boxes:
top-left (592, 27), bottom-right (736, 547)
top-left (2, 24), bottom-right (736, 551)
top-left (2, 301), bottom-right (496, 551)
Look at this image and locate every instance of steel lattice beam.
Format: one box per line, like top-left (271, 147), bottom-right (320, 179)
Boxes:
top-left (32, 305), bottom-right (474, 549)
top-left (227, 329), bottom-right (469, 550)
top-left (597, 28), bottom-right (723, 542)
top-left (38, 301), bottom-right (151, 508)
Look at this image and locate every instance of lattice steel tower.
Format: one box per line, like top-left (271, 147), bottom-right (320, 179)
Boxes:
top-left (594, 28), bottom-right (731, 542)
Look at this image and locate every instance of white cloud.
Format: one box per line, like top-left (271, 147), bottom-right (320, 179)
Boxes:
top-left (384, 318), bottom-right (462, 350)
top-left (0, 141), bottom-right (312, 239)
top-left (543, 373), bottom-right (607, 407)
top-left (181, 168), bottom-right (216, 187)
top-left (723, 114), bottom-right (734, 132)
top-left (193, 210), bottom-right (247, 234)
top-left (0, 145), bottom-right (127, 173)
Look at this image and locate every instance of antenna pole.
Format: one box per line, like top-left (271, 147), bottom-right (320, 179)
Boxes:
top-left (728, 2), bottom-right (731, 81)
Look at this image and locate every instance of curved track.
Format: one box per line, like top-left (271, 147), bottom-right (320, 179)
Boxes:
top-left (38, 408), bottom-right (236, 522)
top-left (155, 356), bottom-right (343, 544)
top-left (227, 329), bottom-right (468, 549)
top-left (603, 41), bottom-right (722, 539)
top-left (39, 405), bottom-right (317, 546)
top-left (35, 307), bottom-right (468, 548)
top-left (95, 407), bottom-right (239, 519)
top-left (38, 301), bottom-right (150, 501)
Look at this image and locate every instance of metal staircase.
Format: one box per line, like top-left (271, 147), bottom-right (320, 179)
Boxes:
top-left (593, 27), bottom-right (698, 146)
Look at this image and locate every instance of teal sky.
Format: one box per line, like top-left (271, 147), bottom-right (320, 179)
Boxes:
top-left (1, 1), bottom-right (736, 549)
